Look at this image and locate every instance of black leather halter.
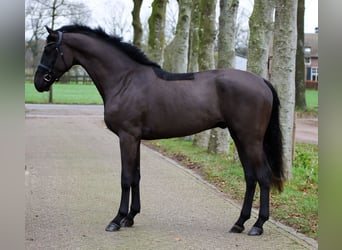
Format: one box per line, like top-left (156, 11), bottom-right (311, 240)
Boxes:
top-left (38, 31), bottom-right (68, 82)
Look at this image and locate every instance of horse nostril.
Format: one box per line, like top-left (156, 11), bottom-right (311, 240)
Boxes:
top-left (43, 74), bottom-right (52, 82)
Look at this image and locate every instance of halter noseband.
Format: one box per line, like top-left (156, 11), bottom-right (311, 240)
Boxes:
top-left (38, 31), bottom-right (68, 82)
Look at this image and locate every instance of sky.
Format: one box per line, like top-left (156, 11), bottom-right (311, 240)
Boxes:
top-left (25, 0), bottom-right (318, 40)
top-left (84, 0), bottom-right (318, 34)
top-left (304, 0), bottom-right (319, 33)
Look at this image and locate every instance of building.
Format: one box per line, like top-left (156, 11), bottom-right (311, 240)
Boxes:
top-left (304, 30), bottom-right (318, 89)
top-left (267, 28), bottom-right (318, 89)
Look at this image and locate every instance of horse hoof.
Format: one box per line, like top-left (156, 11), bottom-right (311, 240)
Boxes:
top-left (105, 222), bottom-right (120, 232)
top-left (229, 224), bottom-right (245, 233)
top-left (248, 226), bottom-right (263, 236)
top-left (120, 217), bottom-right (134, 227)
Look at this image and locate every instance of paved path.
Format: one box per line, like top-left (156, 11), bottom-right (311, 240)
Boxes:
top-left (25, 104), bottom-right (317, 249)
top-left (295, 117), bottom-right (318, 145)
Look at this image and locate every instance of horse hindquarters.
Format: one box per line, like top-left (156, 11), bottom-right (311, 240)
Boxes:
top-left (226, 79), bottom-right (284, 235)
top-left (220, 80), bottom-right (275, 235)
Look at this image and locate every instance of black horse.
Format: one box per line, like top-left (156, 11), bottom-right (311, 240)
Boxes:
top-left (34, 25), bottom-right (284, 236)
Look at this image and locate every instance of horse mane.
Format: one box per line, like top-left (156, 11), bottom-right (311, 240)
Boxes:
top-left (53, 24), bottom-right (194, 81)
top-left (55, 24), bottom-right (161, 69)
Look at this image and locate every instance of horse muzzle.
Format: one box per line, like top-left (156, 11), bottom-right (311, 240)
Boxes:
top-left (34, 71), bottom-right (53, 92)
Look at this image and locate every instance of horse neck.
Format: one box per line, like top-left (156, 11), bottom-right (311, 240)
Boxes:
top-left (65, 33), bottom-right (141, 102)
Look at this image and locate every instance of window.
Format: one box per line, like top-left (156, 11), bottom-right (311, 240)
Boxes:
top-left (307, 67), bottom-right (319, 81)
top-left (311, 67), bottom-right (318, 81)
top-left (305, 56), bottom-right (311, 64)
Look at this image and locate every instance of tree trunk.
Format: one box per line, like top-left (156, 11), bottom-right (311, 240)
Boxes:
top-left (48, 0), bottom-right (58, 104)
top-left (295, 0), bottom-right (307, 110)
top-left (187, 0), bottom-right (200, 73)
top-left (163, 0), bottom-right (192, 73)
top-left (217, 0), bottom-right (239, 69)
top-left (148, 0), bottom-right (168, 65)
top-left (247, 0), bottom-right (275, 78)
top-left (181, 0), bottom-right (200, 141)
top-left (197, 0), bottom-right (217, 70)
top-left (207, 0), bottom-right (239, 155)
top-left (193, 0), bottom-right (217, 148)
top-left (132, 0), bottom-right (143, 48)
top-left (270, 0), bottom-right (298, 179)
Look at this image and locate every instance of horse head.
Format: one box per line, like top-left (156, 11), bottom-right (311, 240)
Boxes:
top-left (34, 26), bottom-right (73, 92)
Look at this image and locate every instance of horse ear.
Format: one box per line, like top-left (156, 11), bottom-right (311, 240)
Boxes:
top-left (45, 25), bottom-right (53, 34)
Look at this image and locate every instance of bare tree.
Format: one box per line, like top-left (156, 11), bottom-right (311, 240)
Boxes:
top-left (33, 0), bottom-right (90, 29)
top-left (148, 0), bottom-right (168, 65)
top-left (193, 0), bottom-right (217, 148)
top-left (295, 0), bottom-right (307, 110)
top-left (102, 2), bottom-right (132, 39)
top-left (165, 0), bottom-right (179, 44)
top-left (178, 0), bottom-right (200, 142)
top-left (217, 0), bottom-right (239, 69)
top-left (270, 0), bottom-right (298, 179)
top-left (25, 0), bottom-right (46, 72)
top-left (207, 0), bottom-right (239, 155)
top-left (234, 7), bottom-right (251, 57)
top-left (247, 0), bottom-right (275, 78)
top-left (163, 0), bottom-right (192, 73)
top-left (132, 0), bottom-right (143, 48)
top-left (187, 0), bottom-right (200, 73)
top-left (197, 0), bottom-right (217, 71)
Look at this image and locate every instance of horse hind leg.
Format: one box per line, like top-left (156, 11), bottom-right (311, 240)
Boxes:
top-left (229, 138), bottom-right (271, 236)
top-left (229, 171), bottom-right (257, 234)
top-left (229, 140), bottom-right (257, 234)
top-left (248, 155), bottom-right (272, 236)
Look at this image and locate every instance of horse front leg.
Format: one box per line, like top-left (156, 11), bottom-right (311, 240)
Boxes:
top-left (105, 132), bottom-right (141, 232)
top-left (120, 143), bottom-right (141, 227)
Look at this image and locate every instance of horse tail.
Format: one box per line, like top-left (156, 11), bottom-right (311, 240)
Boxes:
top-left (263, 79), bottom-right (285, 192)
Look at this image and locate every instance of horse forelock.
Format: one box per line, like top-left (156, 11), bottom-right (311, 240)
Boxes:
top-left (53, 24), bottom-right (161, 69)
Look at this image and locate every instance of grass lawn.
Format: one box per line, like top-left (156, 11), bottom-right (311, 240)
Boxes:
top-left (25, 83), bottom-right (318, 111)
top-left (303, 89), bottom-right (318, 112)
top-left (25, 82), bottom-right (103, 104)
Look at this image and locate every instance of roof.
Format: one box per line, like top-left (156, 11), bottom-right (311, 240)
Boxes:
top-left (305, 33), bottom-right (318, 57)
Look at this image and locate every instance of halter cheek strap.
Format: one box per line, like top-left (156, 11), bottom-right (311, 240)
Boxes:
top-left (38, 63), bottom-right (51, 71)
top-left (56, 31), bottom-right (63, 46)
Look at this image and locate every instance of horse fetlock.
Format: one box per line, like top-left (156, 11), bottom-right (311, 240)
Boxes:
top-left (229, 224), bottom-right (245, 233)
top-left (120, 217), bottom-right (134, 227)
top-left (247, 226), bottom-right (264, 236)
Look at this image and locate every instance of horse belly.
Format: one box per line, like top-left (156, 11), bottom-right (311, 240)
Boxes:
top-left (142, 80), bottom-right (223, 140)
top-left (142, 109), bottom-right (221, 140)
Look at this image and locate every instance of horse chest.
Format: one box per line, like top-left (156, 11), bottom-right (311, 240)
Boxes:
top-left (104, 106), bottom-right (144, 137)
